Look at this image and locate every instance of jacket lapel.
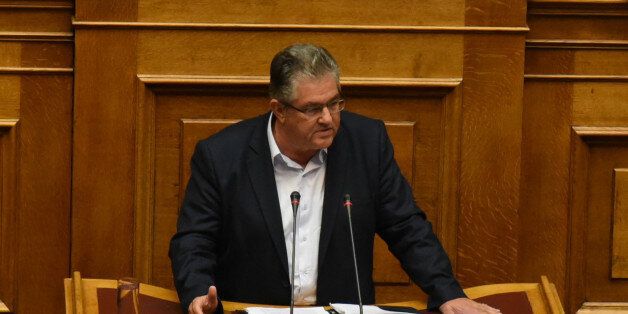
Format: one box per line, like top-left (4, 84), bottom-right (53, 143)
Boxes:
top-left (318, 124), bottom-right (349, 268)
top-left (246, 114), bottom-right (290, 279)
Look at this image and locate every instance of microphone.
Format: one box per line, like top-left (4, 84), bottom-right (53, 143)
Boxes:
top-left (344, 194), bottom-right (363, 314)
top-left (289, 191), bottom-right (301, 314)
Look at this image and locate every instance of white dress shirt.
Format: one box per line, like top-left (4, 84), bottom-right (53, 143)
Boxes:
top-left (267, 113), bottom-right (326, 305)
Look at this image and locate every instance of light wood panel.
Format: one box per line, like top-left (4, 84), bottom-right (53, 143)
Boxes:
top-left (523, 1), bottom-right (628, 312)
top-left (17, 74), bottom-right (73, 314)
top-left (136, 30), bottom-right (463, 78)
top-left (457, 33), bottom-right (525, 287)
top-left (137, 0), bottom-right (465, 26)
top-left (465, 0), bottom-right (527, 27)
top-left (72, 29), bottom-right (138, 279)
top-left (520, 81), bottom-right (572, 303)
top-left (526, 48), bottom-right (628, 76)
top-left (572, 82), bottom-right (628, 126)
top-left (0, 2), bottom-right (74, 314)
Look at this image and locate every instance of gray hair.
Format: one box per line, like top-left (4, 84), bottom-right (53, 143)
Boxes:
top-left (269, 43), bottom-right (340, 102)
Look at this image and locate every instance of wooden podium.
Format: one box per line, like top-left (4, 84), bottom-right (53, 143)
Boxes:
top-left (64, 271), bottom-right (564, 314)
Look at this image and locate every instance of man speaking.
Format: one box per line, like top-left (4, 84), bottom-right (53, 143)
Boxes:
top-left (170, 44), bottom-right (499, 314)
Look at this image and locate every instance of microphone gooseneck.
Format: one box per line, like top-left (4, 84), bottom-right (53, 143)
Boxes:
top-left (289, 191), bottom-right (301, 314)
top-left (344, 194), bottom-right (363, 314)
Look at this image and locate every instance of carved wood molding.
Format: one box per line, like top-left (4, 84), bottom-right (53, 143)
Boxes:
top-left (132, 75), bottom-right (464, 281)
top-left (137, 75), bottom-right (462, 96)
top-left (573, 126), bottom-right (628, 137)
top-left (0, 119), bottom-right (20, 312)
top-left (526, 39), bottom-right (628, 49)
top-left (579, 302), bottom-right (628, 312)
top-left (0, 119), bottom-right (18, 128)
top-left (524, 74), bottom-right (628, 81)
top-left (138, 75), bottom-right (462, 86)
top-left (73, 20), bottom-right (529, 33)
top-left (0, 31), bottom-right (73, 42)
top-left (0, 67), bottom-right (73, 74)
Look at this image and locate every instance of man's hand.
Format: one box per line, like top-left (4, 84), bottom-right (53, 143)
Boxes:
top-left (188, 286), bottom-right (219, 314)
top-left (439, 298), bottom-right (501, 314)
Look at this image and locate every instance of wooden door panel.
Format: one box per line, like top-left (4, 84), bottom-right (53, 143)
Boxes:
top-left (586, 142), bottom-right (628, 301)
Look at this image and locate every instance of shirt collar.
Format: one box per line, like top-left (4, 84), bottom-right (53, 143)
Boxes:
top-left (266, 112), bottom-right (327, 168)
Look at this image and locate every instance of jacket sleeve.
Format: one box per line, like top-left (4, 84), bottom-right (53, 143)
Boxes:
top-left (373, 121), bottom-right (466, 310)
top-left (169, 141), bottom-right (224, 313)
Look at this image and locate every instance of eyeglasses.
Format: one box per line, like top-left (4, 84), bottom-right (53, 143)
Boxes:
top-left (281, 98), bottom-right (345, 119)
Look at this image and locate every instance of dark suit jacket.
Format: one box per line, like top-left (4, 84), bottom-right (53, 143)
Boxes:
top-left (169, 111), bottom-right (465, 312)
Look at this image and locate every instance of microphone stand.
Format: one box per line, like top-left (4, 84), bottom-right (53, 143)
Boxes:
top-left (344, 194), bottom-right (363, 314)
top-left (290, 191), bottom-right (301, 314)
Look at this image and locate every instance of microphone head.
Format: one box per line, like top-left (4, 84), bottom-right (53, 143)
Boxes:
top-left (290, 191), bottom-right (301, 201)
top-left (343, 194), bottom-right (352, 208)
top-left (290, 191), bottom-right (300, 215)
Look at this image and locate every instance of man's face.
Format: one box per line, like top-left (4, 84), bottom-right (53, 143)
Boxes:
top-left (276, 74), bottom-right (341, 156)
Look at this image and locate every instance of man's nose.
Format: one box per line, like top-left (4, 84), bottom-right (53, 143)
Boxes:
top-left (318, 106), bottom-right (333, 123)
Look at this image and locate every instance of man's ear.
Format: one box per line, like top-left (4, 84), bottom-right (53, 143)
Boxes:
top-left (270, 99), bottom-right (286, 123)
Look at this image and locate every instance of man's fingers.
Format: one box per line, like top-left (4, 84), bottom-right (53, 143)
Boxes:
top-left (478, 302), bottom-right (501, 314)
top-left (439, 298), bottom-right (501, 314)
top-left (206, 286), bottom-right (219, 313)
top-left (189, 296), bottom-right (209, 314)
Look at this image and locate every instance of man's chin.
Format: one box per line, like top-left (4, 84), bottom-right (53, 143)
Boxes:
top-left (312, 138), bottom-right (334, 150)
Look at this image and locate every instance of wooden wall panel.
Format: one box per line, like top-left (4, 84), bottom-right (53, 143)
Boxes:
top-left (0, 120), bottom-right (18, 313)
top-left (572, 82), bottom-right (628, 126)
top-left (9, 0), bottom-right (628, 312)
top-left (456, 0), bottom-right (527, 290)
top-left (0, 2), bottom-right (74, 313)
top-left (465, 0), bottom-right (527, 26)
top-left (71, 0), bottom-right (535, 311)
top-left (132, 79), bottom-right (461, 305)
top-left (457, 33), bottom-right (525, 286)
top-left (75, 0), bottom-right (137, 21)
top-left (612, 169), bottom-right (628, 279)
top-left (20, 42), bottom-right (73, 68)
top-left (136, 30), bottom-right (463, 78)
top-left (528, 15), bottom-right (628, 41)
top-left (72, 30), bottom-right (138, 279)
top-left (0, 76), bottom-right (20, 117)
top-left (0, 10), bottom-right (71, 33)
top-left (523, 1), bottom-right (628, 311)
top-left (17, 74), bottom-right (73, 314)
top-left (137, 0), bottom-right (465, 26)
top-left (520, 81), bottom-right (572, 302)
top-left (572, 132), bottom-right (628, 302)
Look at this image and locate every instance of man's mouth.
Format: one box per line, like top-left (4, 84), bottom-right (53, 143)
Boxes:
top-left (316, 128), bottom-right (333, 135)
